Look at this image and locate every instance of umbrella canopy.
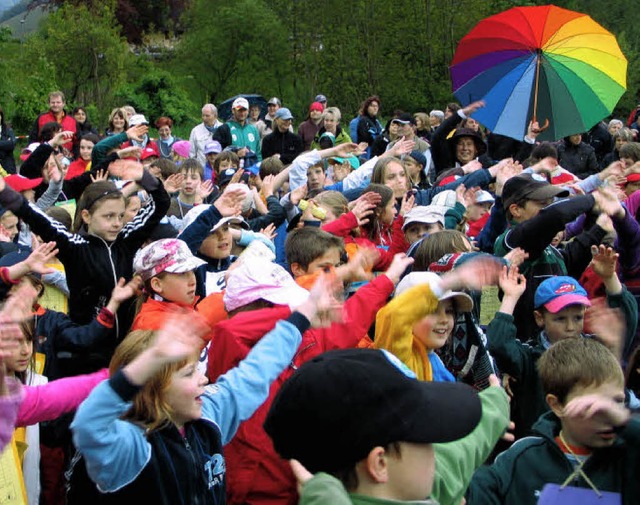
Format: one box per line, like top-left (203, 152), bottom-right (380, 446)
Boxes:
top-left (450, 5), bottom-right (627, 141)
top-left (218, 94), bottom-right (267, 121)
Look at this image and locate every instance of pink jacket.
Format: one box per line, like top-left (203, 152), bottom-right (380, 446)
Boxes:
top-left (0, 378), bottom-right (23, 451)
top-left (17, 369), bottom-right (109, 427)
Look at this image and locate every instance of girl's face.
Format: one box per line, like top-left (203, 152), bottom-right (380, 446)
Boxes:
top-left (389, 122), bottom-right (399, 138)
top-left (199, 225), bottom-right (232, 259)
top-left (249, 106), bottom-right (261, 120)
top-left (83, 198), bottom-right (126, 242)
top-left (384, 161), bottom-right (409, 198)
top-left (124, 195), bottom-right (141, 223)
top-left (467, 202), bottom-right (492, 222)
top-left (403, 158), bottom-right (422, 180)
top-left (181, 171), bottom-right (202, 196)
top-left (217, 160), bottom-right (237, 174)
top-left (367, 102), bottom-right (379, 117)
top-left (79, 139), bottom-right (95, 162)
top-left (379, 198), bottom-right (397, 225)
top-left (323, 115), bottom-right (337, 133)
top-left (74, 109), bottom-right (86, 124)
top-left (152, 271), bottom-right (197, 305)
top-left (112, 114), bottom-right (125, 131)
top-left (158, 125), bottom-right (172, 140)
top-left (5, 334), bottom-right (33, 375)
top-left (615, 137), bottom-right (628, 151)
top-left (165, 360), bottom-right (208, 428)
top-left (465, 117), bottom-right (479, 131)
top-left (412, 299), bottom-right (455, 350)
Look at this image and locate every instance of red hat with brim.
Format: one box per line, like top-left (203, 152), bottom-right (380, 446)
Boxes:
top-left (5, 175), bottom-right (43, 192)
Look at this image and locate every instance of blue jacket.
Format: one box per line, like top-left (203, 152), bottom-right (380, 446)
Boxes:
top-left (69, 315), bottom-right (307, 505)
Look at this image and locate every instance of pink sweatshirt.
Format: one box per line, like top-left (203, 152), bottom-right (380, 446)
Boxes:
top-left (17, 369), bottom-right (109, 427)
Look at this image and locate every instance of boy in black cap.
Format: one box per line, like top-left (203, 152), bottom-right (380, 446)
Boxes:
top-left (494, 173), bottom-right (617, 341)
top-left (265, 348), bottom-right (511, 505)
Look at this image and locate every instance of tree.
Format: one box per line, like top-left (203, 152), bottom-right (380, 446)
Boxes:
top-left (174, 0), bottom-right (290, 105)
top-left (30, 2), bottom-right (131, 112)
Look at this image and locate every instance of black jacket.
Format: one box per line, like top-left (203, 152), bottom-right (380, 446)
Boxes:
top-left (0, 125), bottom-right (16, 174)
top-left (557, 140), bottom-right (599, 179)
top-left (261, 129), bottom-right (303, 164)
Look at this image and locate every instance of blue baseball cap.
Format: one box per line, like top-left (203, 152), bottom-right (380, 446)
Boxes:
top-left (534, 276), bottom-right (591, 313)
top-left (274, 108), bottom-right (293, 120)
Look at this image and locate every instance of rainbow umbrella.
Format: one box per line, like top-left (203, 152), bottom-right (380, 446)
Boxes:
top-left (450, 5), bottom-right (627, 141)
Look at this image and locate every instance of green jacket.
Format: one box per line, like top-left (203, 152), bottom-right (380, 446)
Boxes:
top-left (299, 386), bottom-right (510, 505)
top-left (467, 412), bottom-right (640, 505)
top-left (486, 286), bottom-right (638, 439)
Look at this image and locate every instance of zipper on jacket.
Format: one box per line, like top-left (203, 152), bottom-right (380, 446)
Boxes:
top-left (290, 342), bottom-right (316, 370)
top-left (98, 236), bottom-right (120, 337)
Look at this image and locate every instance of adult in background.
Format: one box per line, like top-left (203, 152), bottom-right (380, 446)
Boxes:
top-left (72, 107), bottom-right (98, 138)
top-left (557, 133), bottom-right (599, 180)
top-left (429, 109), bottom-right (444, 130)
top-left (311, 107), bottom-right (352, 148)
top-left (314, 94), bottom-right (327, 108)
top-left (601, 127), bottom-right (632, 168)
top-left (414, 112), bottom-right (431, 142)
top-left (213, 97), bottom-right (262, 163)
top-left (356, 95), bottom-right (383, 159)
top-left (189, 103), bottom-right (223, 165)
top-left (584, 120), bottom-right (613, 165)
top-left (297, 102), bottom-right (324, 150)
top-left (256, 97), bottom-right (282, 139)
top-left (0, 106), bottom-right (16, 174)
top-left (28, 91), bottom-right (76, 153)
top-left (155, 116), bottom-right (180, 160)
top-left (387, 114), bottom-right (430, 155)
top-left (262, 108), bottom-right (304, 164)
top-left (105, 107), bottom-right (128, 137)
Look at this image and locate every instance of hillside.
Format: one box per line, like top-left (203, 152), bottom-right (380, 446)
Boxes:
top-left (0, 3), bottom-right (46, 40)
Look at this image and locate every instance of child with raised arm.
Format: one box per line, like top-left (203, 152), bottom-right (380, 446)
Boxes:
top-left (67, 273), bottom-right (344, 504)
top-left (0, 160), bottom-right (170, 340)
top-left (488, 246), bottom-right (637, 438)
top-left (374, 256), bottom-right (501, 382)
top-left (468, 338), bottom-right (638, 504)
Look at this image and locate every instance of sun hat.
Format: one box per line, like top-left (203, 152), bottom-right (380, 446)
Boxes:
top-left (133, 238), bottom-right (206, 281)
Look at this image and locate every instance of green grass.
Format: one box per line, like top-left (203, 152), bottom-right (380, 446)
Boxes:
top-left (480, 286), bottom-right (501, 326)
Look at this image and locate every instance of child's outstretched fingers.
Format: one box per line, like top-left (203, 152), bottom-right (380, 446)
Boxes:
top-left (290, 459), bottom-right (313, 493)
top-left (384, 253), bottom-right (414, 285)
top-left (151, 316), bottom-right (207, 364)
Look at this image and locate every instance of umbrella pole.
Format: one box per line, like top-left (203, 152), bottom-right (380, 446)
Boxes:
top-left (532, 50), bottom-right (549, 132)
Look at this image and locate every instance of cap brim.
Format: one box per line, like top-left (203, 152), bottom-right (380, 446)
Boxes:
top-left (262, 285), bottom-right (310, 308)
top-left (211, 216), bottom-right (249, 232)
top-left (406, 381), bottom-right (482, 444)
top-left (544, 294), bottom-right (591, 314)
top-left (440, 291), bottom-right (473, 313)
top-left (402, 216), bottom-right (443, 230)
top-left (527, 185), bottom-right (569, 201)
top-left (164, 256), bottom-right (207, 275)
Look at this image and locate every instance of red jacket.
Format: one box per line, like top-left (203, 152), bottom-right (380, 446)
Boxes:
top-left (322, 212), bottom-right (409, 271)
top-left (207, 274), bottom-right (395, 505)
top-left (33, 111), bottom-right (77, 151)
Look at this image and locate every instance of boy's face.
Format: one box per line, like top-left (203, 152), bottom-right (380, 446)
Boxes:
top-left (385, 442), bottom-right (435, 500)
top-left (217, 159), bottom-right (238, 174)
top-left (558, 380), bottom-right (625, 450)
top-left (467, 202), bottom-right (492, 222)
top-left (534, 304), bottom-right (586, 343)
top-left (291, 247), bottom-right (341, 278)
top-left (307, 165), bottom-right (326, 191)
top-left (404, 222), bottom-right (442, 245)
top-left (181, 170), bottom-right (202, 196)
top-left (412, 299), bottom-right (455, 350)
top-left (510, 197), bottom-right (552, 223)
top-left (199, 225), bottom-right (232, 259)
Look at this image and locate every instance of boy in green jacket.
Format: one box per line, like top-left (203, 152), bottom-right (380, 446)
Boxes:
top-left (467, 337), bottom-right (638, 504)
top-left (488, 245), bottom-right (637, 438)
top-left (264, 348), bottom-right (510, 505)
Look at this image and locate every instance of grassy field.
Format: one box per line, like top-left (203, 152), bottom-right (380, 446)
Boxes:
top-left (480, 286), bottom-right (501, 326)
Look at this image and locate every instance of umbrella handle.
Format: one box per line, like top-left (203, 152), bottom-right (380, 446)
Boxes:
top-left (531, 118), bottom-right (550, 133)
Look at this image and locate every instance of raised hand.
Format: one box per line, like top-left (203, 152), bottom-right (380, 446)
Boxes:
top-left (498, 265), bottom-right (526, 299)
top-left (108, 159), bottom-right (144, 181)
top-left (118, 146), bottom-right (143, 160)
top-left (260, 174), bottom-right (276, 198)
top-left (259, 223), bottom-right (277, 241)
top-left (110, 277), bottom-right (143, 305)
top-left (289, 184), bottom-right (308, 206)
top-left (299, 272), bottom-right (345, 328)
top-left (563, 393), bottom-right (629, 427)
top-left (461, 159), bottom-right (482, 174)
top-left (336, 247), bottom-right (379, 283)
top-left (126, 124), bottom-right (148, 143)
top-left (503, 247), bottom-right (529, 268)
top-left (462, 100), bottom-right (485, 117)
top-left (593, 186), bottom-right (625, 219)
top-left (24, 241), bottom-right (58, 275)
top-left (90, 169), bottom-right (109, 183)
top-left (585, 297), bottom-right (625, 360)
top-left (590, 244), bottom-right (618, 280)
top-left (50, 131), bottom-right (74, 149)
top-left (214, 187), bottom-right (246, 216)
top-left (385, 136), bottom-right (415, 158)
top-left (163, 173), bottom-right (184, 194)
top-left (350, 193), bottom-right (379, 226)
top-left (198, 180), bottom-right (215, 201)
top-left (441, 256), bottom-right (502, 292)
top-left (384, 253), bottom-right (415, 285)
top-left (399, 192), bottom-right (415, 217)
top-left (229, 168), bottom-right (245, 185)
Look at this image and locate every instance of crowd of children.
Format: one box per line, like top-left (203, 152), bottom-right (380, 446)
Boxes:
top-left (0, 94), bottom-right (638, 505)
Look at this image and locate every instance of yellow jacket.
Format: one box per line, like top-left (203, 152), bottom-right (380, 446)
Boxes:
top-left (374, 283), bottom-right (440, 381)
